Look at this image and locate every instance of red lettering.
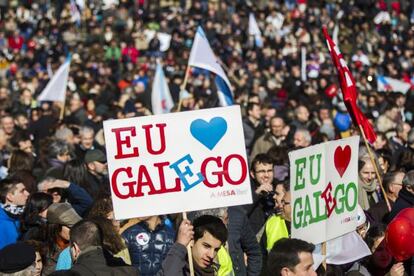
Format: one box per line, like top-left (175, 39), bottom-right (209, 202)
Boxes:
top-left (154, 162), bottom-right (181, 193)
top-left (136, 165), bottom-right (158, 196)
top-left (223, 154), bottom-right (247, 185)
top-left (111, 167), bottom-right (136, 199)
top-left (142, 124), bottom-right (167, 155)
top-left (201, 157), bottom-right (224, 188)
top-left (112, 127), bottom-right (139, 159)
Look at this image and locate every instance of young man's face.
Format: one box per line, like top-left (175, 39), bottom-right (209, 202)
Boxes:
top-left (283, 252), bottom-right (316, 276)
top-left (192, 231), bottom-right (222, 269)
top-left (251, 162), bottom-right (274, 186)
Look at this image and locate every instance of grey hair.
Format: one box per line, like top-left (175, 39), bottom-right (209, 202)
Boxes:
top-left (48, 140), bottom-right (70, 158)
top-left (295, 128), bottom-right (311, 144)
top-left (79, 126), bottom-right (94, 137)
top-left (402, 170), bottom-right (414, 189)
top-left (55, 127), bottom-right (73, 141)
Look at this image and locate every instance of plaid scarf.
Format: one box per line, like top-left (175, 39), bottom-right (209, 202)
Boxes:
top-left (1, 203), bottom-right (25, 219)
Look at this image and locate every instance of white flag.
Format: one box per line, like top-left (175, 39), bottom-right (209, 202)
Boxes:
top-left (151, 63), bottom-right (174, 114)
top-left (189, 26), bottom-right (233, 106)
top-left (37, 59), bottom-right (70, 102)
top-left (313, 231), bottom-right (371, 269)
top-left (377, 75), bottom-right (411, 94)
top-left (249, 13), bottom-right (263, 47)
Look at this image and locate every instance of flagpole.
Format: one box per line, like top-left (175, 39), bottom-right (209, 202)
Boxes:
top-left (182, 212), bottom-right (195, 276)
top-left (322, 242), bottom-right (327, 271)
top-left (177, 66), bottom-right (191, 112)
top-left (59, 98), bottom-right (66, 121)
top-left (358, 124), bottom-right (391, 211)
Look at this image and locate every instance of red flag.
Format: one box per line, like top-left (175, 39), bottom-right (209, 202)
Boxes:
top-left (322, 27), bottom-right (377, 144)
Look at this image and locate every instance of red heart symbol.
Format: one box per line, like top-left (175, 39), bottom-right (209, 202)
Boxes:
top-left (334, 145), bottom-right (351, 178)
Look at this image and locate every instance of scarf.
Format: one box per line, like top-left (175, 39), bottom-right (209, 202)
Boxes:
top-left (1, 203), bottom-right (25, 219)
top-left (358, 176), bottom-right (379, 211)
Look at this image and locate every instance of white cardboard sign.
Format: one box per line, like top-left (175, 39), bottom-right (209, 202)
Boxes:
top-left (289, 136), bottom-right (360, 244)
top-left (103, 106), bottom-right (252, 220)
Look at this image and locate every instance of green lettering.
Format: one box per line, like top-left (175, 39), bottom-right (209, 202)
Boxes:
top-left (302, 195), bottom-right (313, 227)
top-left (334, 183), bottom-right (345, 214)
top-left (293, 197), bottom-right (303, 229)
top-left (345, 182), bottom-right (358, 211)
top-left (309, 154), bottom-right (322, 185)
top-left (311, 191), bottom-right (327, 223)
top-left (294, 157), bottom-right (306, 191)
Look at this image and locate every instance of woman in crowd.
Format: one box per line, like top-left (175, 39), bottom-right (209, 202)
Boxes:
top-left (21, 192), bottom-right (53, 241)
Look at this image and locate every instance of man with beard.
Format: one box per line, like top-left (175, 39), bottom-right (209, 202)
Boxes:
top-left (84, 149), bottom-right (110, 200)
top-left (0, 178), bottom-right (30, 249)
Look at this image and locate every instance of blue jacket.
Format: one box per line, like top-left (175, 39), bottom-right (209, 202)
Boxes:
top-left (0, 207), bottom-right (20, 249)
top-left (122, 217), bottom-right (175, 276)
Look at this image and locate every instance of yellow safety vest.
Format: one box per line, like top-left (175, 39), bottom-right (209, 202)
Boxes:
top-left (265, 215), bottom-right (289, 251)
top-left (217, 246), bottom-right (234, 276)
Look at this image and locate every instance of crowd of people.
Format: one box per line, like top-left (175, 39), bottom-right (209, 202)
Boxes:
top-left (0, 0), bottom-right (414, 275)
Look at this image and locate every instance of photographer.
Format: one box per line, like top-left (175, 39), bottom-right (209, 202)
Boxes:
top-left (245, 153), bottom-right (277, 236)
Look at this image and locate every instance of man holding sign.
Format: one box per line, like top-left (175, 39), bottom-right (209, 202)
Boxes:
top-left (157, 215), bottom-right (227, 276)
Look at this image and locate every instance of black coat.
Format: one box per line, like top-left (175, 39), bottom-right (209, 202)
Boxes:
top-left (227, 206), bottom-right (262, 276)
top-left (70, 246), bottom-right (139, 276)
top-left (387, 188), bottom-right (414, 223)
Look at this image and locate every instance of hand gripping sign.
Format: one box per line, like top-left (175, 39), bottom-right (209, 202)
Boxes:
top-left (289, 136), bottom-right (360, 244)
top-left (103, 106), bottom-right (252, 220)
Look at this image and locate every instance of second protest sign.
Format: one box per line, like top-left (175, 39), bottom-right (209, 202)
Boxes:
top-left (289, 136), bottom-right (360, 244)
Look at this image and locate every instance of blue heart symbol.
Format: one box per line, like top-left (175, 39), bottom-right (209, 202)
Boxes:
top-left (190, 117), bottom-right (227, 150)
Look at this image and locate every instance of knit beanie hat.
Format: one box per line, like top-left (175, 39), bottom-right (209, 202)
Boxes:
top-left (0, 242), bottom-right (35, 273)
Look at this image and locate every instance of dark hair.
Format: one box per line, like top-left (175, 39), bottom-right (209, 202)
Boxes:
top-left (10, 130), bottom-right (31, 148)
top-left (365, 224), bottom-right (387, 251)
top-left (0, 178), bottom-right (21, 203)
top-left (8, 149), bottom-right (34, 173)
top-left (63, 159), bottom-right (88, 188)
top-left (24, 239), bottom-right (48, 268)
top-left (193, 215), bottom-right (227, 245)
top-left (246, 102), bottom-right (260, 114)
top-left (251, 153), bottom-right (274, 171)
top-left (382, 171), bottom-right (402, 194)
top-left (21, 193), bottom-right (53, 236)
top-left (88, 216), bottom-right (125, 254)
top-left (267, 145), bottom-right (289, 165)
top-left (70, 220), bottom-right (102, 251)
top-left (267, 238), bottom-right (315, 275)
top-left (88, 197), bottom-right (113, 218)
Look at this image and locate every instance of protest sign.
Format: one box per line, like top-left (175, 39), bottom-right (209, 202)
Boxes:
top-left (289, 136), bottom-right (359, 244)
top-left (103, 106), bottom-right (252, 220)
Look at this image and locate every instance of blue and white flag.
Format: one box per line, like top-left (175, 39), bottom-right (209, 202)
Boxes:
top-left (37, 59), bottom-right (71, 102)
top-left (377, 75), bottom-right (411, 94)
top-left (249, 13), bottom-right (263, 48)
top-left (152, 62), bottom-right (174, 114)
top-left (70, 0), bottom-right (81, 27)
top-left (188, 26), bottom-right (233, 106)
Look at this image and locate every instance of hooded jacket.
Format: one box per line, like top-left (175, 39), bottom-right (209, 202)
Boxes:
top-left (0, 207), bottom-right (20, 250)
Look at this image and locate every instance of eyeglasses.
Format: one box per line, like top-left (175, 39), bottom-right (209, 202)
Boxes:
top-left (255, 169), bottom-right (273, 175)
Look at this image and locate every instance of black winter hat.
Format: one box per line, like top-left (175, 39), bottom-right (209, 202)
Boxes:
top-left (0, 242), bottom-right (36, 273)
